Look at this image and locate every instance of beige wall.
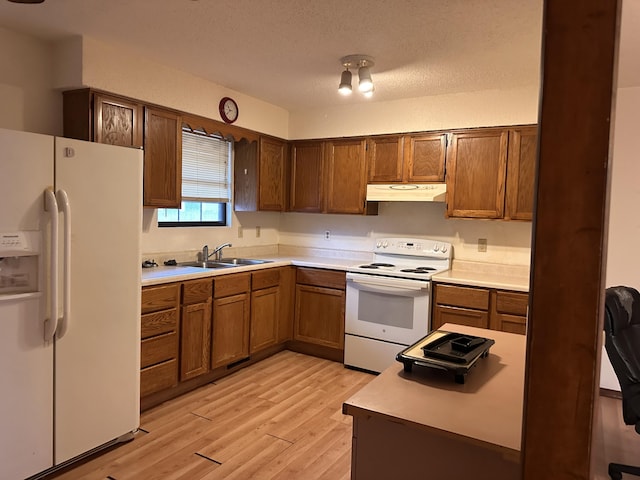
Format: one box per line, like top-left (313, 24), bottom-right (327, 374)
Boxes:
top-left (600, 86), bottom-right (640, 391)
top-left (0, 27), bottom-right (61, 135)
top-left (289, 85), bottom-right (540, 139)
top-left (71, 36), bottom-right (290, 140)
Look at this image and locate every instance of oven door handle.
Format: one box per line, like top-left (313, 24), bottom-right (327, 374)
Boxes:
top-left (347, 275), bottom-right (429, 292)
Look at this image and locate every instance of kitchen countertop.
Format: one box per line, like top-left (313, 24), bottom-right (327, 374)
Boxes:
top-left (343, 323), bottom-right (526, 456)
top-left (141, 255), bottom-right (366, 286)
top-left (432, 260), bottom-right (530, 292)
top-left (142, 253), bottom-right (531, 291)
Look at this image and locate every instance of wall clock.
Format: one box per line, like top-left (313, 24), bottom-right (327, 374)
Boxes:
top-left (219, 97), bottom-right (239, 124)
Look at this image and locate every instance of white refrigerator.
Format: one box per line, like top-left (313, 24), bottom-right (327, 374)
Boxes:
top-left (0, 127), bottom-right (142, 479)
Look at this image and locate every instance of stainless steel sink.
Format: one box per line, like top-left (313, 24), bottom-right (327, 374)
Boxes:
top-left (178, 261), bottom-right (236, 269)
top-left (218, 258), bottom-right (272, 265)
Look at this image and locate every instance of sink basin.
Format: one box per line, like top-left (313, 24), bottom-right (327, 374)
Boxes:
top-left (218, 258), bottom-right (272, 265)
top-left (178, 261), bottom-right (235, 269)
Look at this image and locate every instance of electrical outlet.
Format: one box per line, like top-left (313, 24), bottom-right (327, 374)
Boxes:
top-left (478, 238), bottom-right (487, 252)
top-left (256, 226), bottom-right (261, 238)
top-left (324, 230), bottom-right (330, 240)
top-left (237, 226), bottom-right (243, 238)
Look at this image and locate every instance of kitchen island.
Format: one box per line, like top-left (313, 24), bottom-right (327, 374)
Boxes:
top-left (343, 324), bottom-right (525, 480)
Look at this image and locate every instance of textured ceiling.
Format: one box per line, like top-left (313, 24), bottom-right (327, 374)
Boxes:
top-left (0, 0), bottom-right (637, 112)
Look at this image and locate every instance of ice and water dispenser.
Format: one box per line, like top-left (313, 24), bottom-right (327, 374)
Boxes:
top-left (0, 232), bottom-right (39, 295)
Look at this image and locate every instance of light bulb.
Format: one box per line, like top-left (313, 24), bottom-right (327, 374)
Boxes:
top-left (358, 66), bottom-right (373, 93)
top-left (338, 69), bottom-right (352, 95)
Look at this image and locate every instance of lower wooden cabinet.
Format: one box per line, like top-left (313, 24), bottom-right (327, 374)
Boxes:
top-left (432, 283), bottom-right (528, 335)
top-left (211, 273), bottom-right (251, 368)
top-left (140, 284), bottom-right (180, 397)
top-left (294, 268), bottom-right (346, 350)
top-left (179, 279), bottom-right (212, 381)
top-left (250, 269), bottom-right (281, 354)
top-left (490, 290), bottom-right (528, 335)
top-left (139, 265), bottom-right (339, 407)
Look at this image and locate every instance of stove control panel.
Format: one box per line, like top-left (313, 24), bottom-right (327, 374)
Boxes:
top-left (374, 237), bottom-right (452, 258)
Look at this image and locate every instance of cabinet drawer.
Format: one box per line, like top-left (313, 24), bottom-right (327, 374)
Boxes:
top-left (433, 305), bottom-right (489, 330)
top-left (141, 308), bottom-right (178, 339)
top-left (296, 267), bottom-right (346, 290)
top-left (252, 268), bottom-right (281, 290)
top-left (142, 283), bottom-right (180, 314)
top-left (140, 359), bottom-right (178, 397)
top-left (434, 284), bottom-right (489, 310)
top-left (141, 331), bottom-right (178, 368)
top-left (214, 273), bottom-right (251, 298)
top-left (495, 291), bottom-right (529, 316)
top-left (182, 278), bottom-right (213, 304)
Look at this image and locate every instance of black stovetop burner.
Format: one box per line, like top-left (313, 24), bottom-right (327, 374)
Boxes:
top-left (360, 263), bottom-right (395, 269)
top-left (400, 266), bottom-right (436, 273)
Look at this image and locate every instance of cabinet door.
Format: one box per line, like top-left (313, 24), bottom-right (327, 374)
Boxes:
top-left (93, 93), bottom-right (143, 148)
top-left (211, 293), bottom-right (250, 368)
top-left (233, 139), bottom-right (259, 212)
top-left (259, 136), bottom-right (288, 211)
top-left (180, 299), bottom-right (212, 381)
top-left (403, 133), bottom-right (446, 182)
top-left (290, 141), bottom-right (324, 212)
top-left (367, 136), bottom-right (404, 183)
top-left (294, 284), bottom-right (345, 349)
top-left (446, 129), bottom-right (508, 218)
top-left (325, 138), bottom-right (367, 214)
top-left (277, 266), bottom-right (295, 343)
top-left (143, 107), bottom-right (182, 208)
top-left (250, 286), bottom-right (279, 353)
top-left (505, 126), bottom-right (538, 221)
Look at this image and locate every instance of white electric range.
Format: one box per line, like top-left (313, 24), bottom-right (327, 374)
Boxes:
top-left (344, 237), bottom-right (452, 373)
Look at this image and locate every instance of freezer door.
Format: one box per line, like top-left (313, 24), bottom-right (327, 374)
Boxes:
top-left (54, 138), bottom-right (142, 464)
top-left (0, 128), bottom-right (54, 478)
top-left (0, 127), bottom-right (52, 230)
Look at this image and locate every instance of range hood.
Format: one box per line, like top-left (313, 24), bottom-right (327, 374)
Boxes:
top-left (366, 183), bottom-right (447, 202)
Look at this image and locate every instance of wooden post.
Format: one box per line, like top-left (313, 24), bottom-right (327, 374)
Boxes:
top-left (522, 1), bottom-right (621, 478)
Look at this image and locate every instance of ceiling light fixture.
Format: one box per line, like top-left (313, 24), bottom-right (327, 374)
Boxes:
top-left (338, 69), bottom-right (352, 95)
top-left (338, 54), bottom-right (375, 98)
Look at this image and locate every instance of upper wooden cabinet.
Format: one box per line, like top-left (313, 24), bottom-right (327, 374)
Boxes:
top-left (403, 133), bottom-right (447, 182)
top-left (64, 89), bottom-right (183, 209)
top-left (258, 136), bottom-right (288, 211)
top-left (505, 126), bottom-right (538, 221)
top-left (63, 89), bottom-right (143, 148)
top-left (446, 126), bottom-right (537, 220)
top-left (290, 141), bottom-right (325, 213)
top-left (234, 136), bottom-right (288, 212)
top-left (446, 128), bottom-right (510, 219)
top-left (325, 138), bottom-right (368, 214)
top-left (143, 107), bottom-right (182, 208)
top-left (367, 135), bottom-right (404, 182)
top-left (290, 139), bottom-right (377, 215)
top-left (367, 133), bottom-right (446, 183)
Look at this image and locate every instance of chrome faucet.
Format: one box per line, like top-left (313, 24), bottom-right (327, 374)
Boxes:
top-left (202, 242), bottom-right (232, 262)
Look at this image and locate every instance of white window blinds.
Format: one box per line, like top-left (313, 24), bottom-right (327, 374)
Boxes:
top-left (181, 130), bottom-right (231, 202)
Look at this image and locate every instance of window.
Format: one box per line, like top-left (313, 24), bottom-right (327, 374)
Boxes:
top-left (158, 128), bottom-right (231, 227)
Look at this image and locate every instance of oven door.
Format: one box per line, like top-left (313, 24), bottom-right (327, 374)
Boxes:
top-left (345, 272), bottom-right (431, 346)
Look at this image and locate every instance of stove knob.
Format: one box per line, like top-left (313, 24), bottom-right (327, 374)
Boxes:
top-left (441, 245), bottom-right (448, 253)
top-left (382, 241), bottom-right (388, 248)
top-left (376, 241), bottom-right (382, 248)
top-left (433, 244), bottom-right (440, 252)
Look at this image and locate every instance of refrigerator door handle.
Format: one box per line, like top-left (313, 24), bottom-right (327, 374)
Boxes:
top-left (44, 188), bottom-right (58, 341)
top-left (56, 189), bottom-right (71, 339)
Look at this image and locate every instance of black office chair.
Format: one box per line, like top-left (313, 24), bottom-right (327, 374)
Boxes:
top-left (603, 286), bottom-right (640, 480)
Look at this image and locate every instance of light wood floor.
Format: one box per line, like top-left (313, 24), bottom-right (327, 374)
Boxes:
top-left (49, 351), bottom-right (373, 480)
